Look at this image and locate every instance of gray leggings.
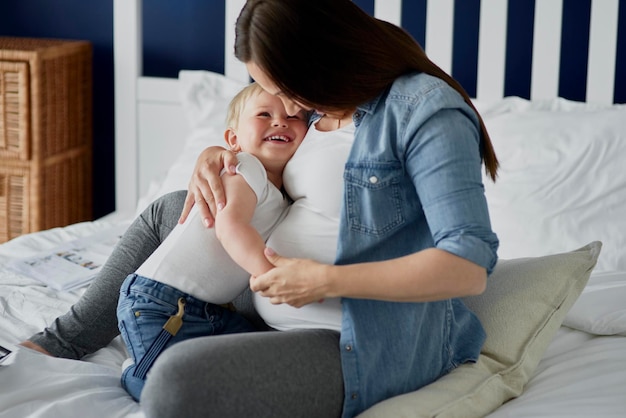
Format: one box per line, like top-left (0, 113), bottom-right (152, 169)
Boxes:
top-left (28, 191), bottom-right (344, 417)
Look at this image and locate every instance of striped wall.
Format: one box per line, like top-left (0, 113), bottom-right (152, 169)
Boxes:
top-left (143, 0), bottom-right (626, 104)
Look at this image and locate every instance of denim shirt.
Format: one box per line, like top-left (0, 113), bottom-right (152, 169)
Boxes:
top-left (336, 72), bottom-right (499, 417)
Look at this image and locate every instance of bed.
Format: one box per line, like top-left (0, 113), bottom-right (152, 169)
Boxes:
top-left (1, 0), bottom-right (626, 417)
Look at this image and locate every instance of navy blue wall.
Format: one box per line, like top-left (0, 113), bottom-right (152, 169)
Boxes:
top-left (1, 0), bottom-right (624, 218)
top-left (0, 0), bottom-right (115, 218)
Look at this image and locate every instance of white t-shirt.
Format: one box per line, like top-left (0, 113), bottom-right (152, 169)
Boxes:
top-left (254, 121), bottom-right (354, 331)
top-left (136, 152), bottom-right (289, 304)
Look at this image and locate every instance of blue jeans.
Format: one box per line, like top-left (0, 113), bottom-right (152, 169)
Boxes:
top-left (117, 274), bottom-right (256, 401)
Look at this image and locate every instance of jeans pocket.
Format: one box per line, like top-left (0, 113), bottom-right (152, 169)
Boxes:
top-left (118, 292), bottom-right (177, 361)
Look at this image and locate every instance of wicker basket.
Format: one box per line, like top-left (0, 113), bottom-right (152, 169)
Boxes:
top-left (0, 37), bottom-right (92, 243)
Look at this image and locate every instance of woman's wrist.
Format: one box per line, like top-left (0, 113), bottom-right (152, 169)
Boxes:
top-left (323, 264), bottom-right (344, 299)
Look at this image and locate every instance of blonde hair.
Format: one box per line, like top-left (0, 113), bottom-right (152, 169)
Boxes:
top-left (226, 82), bottom-right (265, 130)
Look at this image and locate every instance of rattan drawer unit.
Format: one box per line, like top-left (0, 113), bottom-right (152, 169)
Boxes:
top-left (0, 37), bottom-right (93, 243)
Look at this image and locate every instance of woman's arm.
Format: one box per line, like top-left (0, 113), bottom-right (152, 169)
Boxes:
top-left (250, 248), bottom-right (486, 308)
top-left (179, 146), bottom-right (239, 227)
top-left (215, 173), bottom-right (275, 277)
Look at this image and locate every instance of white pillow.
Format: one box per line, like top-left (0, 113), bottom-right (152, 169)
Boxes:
top-left (140, 71), bottom-right (247, 211)
top-left (179, 70), bottom-right (247, 130)
top-left (563, 270), bottom-right (626, 335)
top-left (482, 97), bottom-right (626, 273)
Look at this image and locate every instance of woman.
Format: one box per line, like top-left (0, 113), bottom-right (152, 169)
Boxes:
top-left (163, 0), bottom-right (498, 416)
top-left (24, 1), bottom-right (498, 417)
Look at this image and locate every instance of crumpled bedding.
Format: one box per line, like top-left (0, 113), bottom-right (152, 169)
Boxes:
top-left (1, 220), bottom-right (625, 417)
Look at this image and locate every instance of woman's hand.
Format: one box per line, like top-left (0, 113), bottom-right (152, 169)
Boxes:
top-left (250, 248), bottom-right (332, 308)
top-left (179, 146), bottom-right (239, 227)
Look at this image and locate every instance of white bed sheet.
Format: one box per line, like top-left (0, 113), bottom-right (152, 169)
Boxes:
top-left (0, 220), bottom-right (143, 418)
top-left (488, 329), bottom-right (626, 417)
top-left (1, 221), bottom-right (626, 417)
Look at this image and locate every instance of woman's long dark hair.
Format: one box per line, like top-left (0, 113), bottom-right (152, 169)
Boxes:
top-left (235, 0), bottom-right (498, 180)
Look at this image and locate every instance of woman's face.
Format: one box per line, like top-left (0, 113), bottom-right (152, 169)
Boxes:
top-left (246, 62), bottom-right (310, 116)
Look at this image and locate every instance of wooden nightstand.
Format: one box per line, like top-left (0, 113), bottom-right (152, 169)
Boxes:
top-left (0, 37), bottom-right (93, 243)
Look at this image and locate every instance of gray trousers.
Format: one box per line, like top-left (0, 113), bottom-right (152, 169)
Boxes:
top-left (28, 191), bottom-right (344, 418)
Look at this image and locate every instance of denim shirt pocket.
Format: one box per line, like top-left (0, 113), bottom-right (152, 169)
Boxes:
top-left (344, 161), bottom-right (405, 236)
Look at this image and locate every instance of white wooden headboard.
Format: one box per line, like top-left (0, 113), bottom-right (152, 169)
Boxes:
top-left (112, 0), bottom-right (624, 216)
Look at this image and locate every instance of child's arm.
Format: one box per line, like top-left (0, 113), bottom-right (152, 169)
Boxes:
top-left (214, 173), bottom-right (275, 277)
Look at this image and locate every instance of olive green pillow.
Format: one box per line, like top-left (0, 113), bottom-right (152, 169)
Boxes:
top-left (358, 241), bottom-right (601, 418)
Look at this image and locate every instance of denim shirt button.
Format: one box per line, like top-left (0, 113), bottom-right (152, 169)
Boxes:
top-left (368, 176), bottom-right (378, 184)
top-left (345, 344), bottom-right (352, 351)
top-left (351, 393), bottom-right (358, 400)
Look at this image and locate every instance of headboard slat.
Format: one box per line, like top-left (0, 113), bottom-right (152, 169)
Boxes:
top-left (476, 0), bottom-right (508, 102)
top-left (587, 0), bottom-right (620, 104)
top-left (425, 0), bottom-right (454, 74)
top-left (531, 0), bottom-right (563, 101)
top-left (374, 0), bottom-right (402, 26)
top-left (114, 0), bottom-right (142, 215)
top-left (225, 0), bottom-right (248, 83)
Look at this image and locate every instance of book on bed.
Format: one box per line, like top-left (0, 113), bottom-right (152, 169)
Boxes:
top-left (5, 223), bottom-right (128, 291)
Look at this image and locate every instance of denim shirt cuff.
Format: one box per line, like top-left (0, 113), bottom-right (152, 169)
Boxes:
top-left (437, 235), bottom-right (498, 275)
